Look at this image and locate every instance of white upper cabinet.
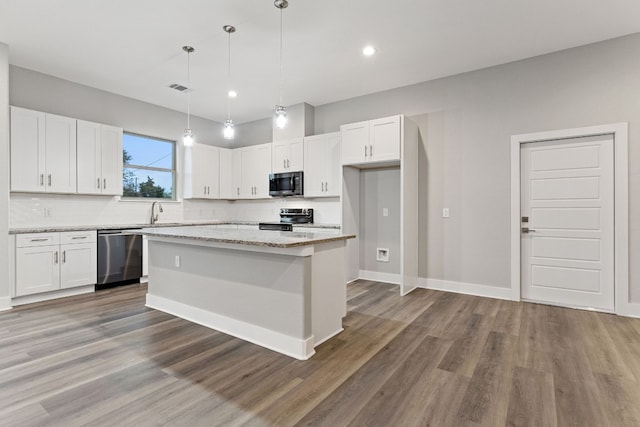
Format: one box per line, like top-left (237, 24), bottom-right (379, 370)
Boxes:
top-left (219, 147), bottom-right (243, 199)
top-left (184, 143), bottom-right (220, 199)
top-left (10, 107), bottom-right (77, 193)
top-left (99, 125), bottom-right (123, 195)
top-left (241, 143), bottom-right (272, 199)
top-left (45, 113), bottom-right (77, 193)
top-left (272, 138), bottom-right (303, 173)
top-left (340, 120), bottom-right (369, 166)
top-left (304, 132), bottom-right (341, 198)
top-left (77, 121), bottom-right (123, 195)
top-left (11, 107), bottom-right (121, 195)
top-left (10, 107), bottom-right (45, 192)
top-left (219, 147), bottom-right (234, 199)
top-left (340, 115), bottom-right (401, 166)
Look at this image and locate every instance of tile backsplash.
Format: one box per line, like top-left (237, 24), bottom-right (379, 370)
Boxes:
top-left (10, 194), bottom-right (340, 228)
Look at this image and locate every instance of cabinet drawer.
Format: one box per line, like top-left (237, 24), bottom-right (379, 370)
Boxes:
top-left (16, 232), bottom-right (60, 247)
top-left (60, 230), bottom-right (96, 244)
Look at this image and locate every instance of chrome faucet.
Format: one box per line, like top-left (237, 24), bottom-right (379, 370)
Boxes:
top-left (150, 201), bottom-right (164, 224)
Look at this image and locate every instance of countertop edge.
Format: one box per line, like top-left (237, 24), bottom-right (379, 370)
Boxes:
top-left (140, 229), bottom-right (356, 248)
top-left (9, 221), bottom-right (341, 234)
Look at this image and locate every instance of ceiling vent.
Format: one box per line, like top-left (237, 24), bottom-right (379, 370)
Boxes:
top-left (169, 83), bottom-right (190, 92)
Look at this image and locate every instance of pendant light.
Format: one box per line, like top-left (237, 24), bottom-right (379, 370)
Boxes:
top-left (223, 25), bottom-right (236, 140)
top-left (182, 45), bottom-right (195, 146)
top-left (274, 0), bottom-right (288, 129)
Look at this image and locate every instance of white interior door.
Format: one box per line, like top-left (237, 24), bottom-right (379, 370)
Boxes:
top-left (521, 135), bottom-right (614, 311)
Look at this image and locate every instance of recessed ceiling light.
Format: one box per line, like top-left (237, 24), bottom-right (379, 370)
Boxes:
top-left (228, 90), bottom-right (237, 98)
top-left (362, 45), bottom-right (376, 56)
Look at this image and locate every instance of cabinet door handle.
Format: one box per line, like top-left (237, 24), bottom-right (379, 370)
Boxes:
top-left (325, 182), bottom-right (328, 192)
top-left (40, 174), bottom-right (44, 186)
top-left (204, 185), bottom-right (207, 195)
top-left (103, 178), bottom-right (107, 190)
top-left (237, 187), bottom-right (240, 196)
top-left (287, 159), bottom-right (290, 168)
top-left (48, 174), bottom-right (52, 186)
top-left (283, 159), bottom-right (286, 169)
top-left (54, 251), bottom-right (58, 264)
top-left (364, 146), bottom-right (368, 157)
top-left (62, 250), bottom-right (66, 263)
top-left (370, 145), bottom-right (373, 157)
top-left (208, 186), bottom-right (210, 195)
top-left (97, 178), bottom-right (101, 189)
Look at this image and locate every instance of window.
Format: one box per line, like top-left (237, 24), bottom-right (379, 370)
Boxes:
top-left (122, 132), bottom-right (175, 199)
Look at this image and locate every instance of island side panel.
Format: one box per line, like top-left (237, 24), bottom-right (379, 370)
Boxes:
top-left (145, 240), bottom-right (314, 359)
top-left (311, 240), bottom-right (347, 346)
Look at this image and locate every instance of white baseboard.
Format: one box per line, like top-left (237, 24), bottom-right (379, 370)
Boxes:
top-left (418, 278), bottom-right (512, 301)
top-left (617, 301), bottom-right (640, 318)
top-left (0, 296), bottom-right (12, 311)
top-left (146, 293), bottom-right (316, 360)
top-left (359, 270), bottom-right (401, 285)
top-left (11, 285), bottom-right (95, 306)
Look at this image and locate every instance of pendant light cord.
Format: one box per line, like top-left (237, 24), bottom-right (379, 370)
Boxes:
top-left (227, 30), bottom-right (232, 121)
top-left (279, 6), bottom-right (283, 106)
top-left (187, 49), bottom-right (191, 130)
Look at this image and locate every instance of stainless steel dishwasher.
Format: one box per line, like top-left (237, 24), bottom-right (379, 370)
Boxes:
top-left (97, 229), bottom-right (143, 289)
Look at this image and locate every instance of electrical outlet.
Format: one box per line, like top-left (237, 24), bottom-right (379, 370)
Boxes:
top-left (382, 208), bottom-right (389, 217)
top-left (442, 208), bottom-right (450, 218)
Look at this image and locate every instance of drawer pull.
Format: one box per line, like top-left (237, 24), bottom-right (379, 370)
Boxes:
top-left (71, 236), bottom-right (88, 240)
top-left (30, 238), bottom-right (49, 242)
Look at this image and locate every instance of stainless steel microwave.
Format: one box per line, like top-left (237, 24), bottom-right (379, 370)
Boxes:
top-left (269, 171), bottom-right (303, 197)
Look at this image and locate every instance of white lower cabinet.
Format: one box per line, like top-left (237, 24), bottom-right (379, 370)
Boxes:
top-left (15, 231), bottom-right (97, 297)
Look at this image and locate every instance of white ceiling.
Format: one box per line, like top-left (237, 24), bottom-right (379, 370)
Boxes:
top-left (1, 0), bottom-right (639, 124)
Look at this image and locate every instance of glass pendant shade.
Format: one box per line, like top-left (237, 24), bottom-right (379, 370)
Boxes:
top-left (223, 120), bottom-right (235, 140)
top-left (183, 128), bottom-right (194, 146)
top-left (274, 105), bottom-right (287, 129)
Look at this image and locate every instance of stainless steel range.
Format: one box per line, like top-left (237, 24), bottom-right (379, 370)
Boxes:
top-left (259, 208), bottom-right (313, 231)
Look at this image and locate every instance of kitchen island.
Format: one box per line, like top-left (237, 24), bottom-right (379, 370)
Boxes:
top-left (139, 225), bottom-right (355, 360)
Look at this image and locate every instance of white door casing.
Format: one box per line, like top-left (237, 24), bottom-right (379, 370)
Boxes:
top-left (510, 123), bottom-right (631, 316)
top-left (520, 136), bottom-right (614, 311)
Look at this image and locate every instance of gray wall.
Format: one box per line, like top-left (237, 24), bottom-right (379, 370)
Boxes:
top-left (0, 44), bottom-right (9, 307)
top-left (9, 66), bottom-right (228, 149)
top-left (314, 33), bottom-right (640, 301)
top-left (359, 168), bottom-right (401, 275)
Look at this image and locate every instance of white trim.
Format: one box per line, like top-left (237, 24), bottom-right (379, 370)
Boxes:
top-left (617, 302), bottom-right (640, 319)
top-left (419, 278), bottom-right (512, 301)
top-left (11, 285), bottom-right (94, 306)
top-left (359, 270), bottom-right (401, 285)
top-left (146, 293), bottom-right (316, 360)
top-left (0, 296), bottom-right (12, 311)
top-left (510, 123), bottom-right (633, 316)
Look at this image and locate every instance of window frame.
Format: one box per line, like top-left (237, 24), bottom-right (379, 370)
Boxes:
top-left (121, 131), bottom-right (177, 201)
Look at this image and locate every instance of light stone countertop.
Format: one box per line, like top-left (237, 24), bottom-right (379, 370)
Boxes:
top-left (138, 225), bottom-right (355, 248)
top-left (9, 221), bottom-right (341, 234)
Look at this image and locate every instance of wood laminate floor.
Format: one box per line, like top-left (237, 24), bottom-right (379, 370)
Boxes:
top-left (1, 281), bottom-right (640, 426)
